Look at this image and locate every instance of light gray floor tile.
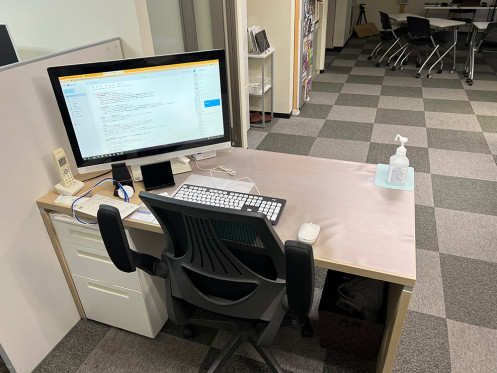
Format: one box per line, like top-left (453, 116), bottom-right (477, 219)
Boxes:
top-left (271, 117), bottom-right (325, 137)
top-left (248, 116), bottom-right (277, 132)
top-left (327, 105), bottom-right (377, 123)
top-left (409, 249), bottom-right (446, 317)
top-left (309, 138), bottom-right (370, 162)
top-left (331, 59), bottom-right (355, 67)
top-left (440, 254), bottom-right (497, 329)
top-left (378, 96), bottom-right (424, 111)
top-left (318, 120), bottom-right (373, 141)
top-left (367, 143), bottom-right (430, 173)
top-left (334, 93), bottom-right (379, 108)
top-left (247, 130), bottom-right (267, 149)
top-left (424, 98), bottom-right (475, 114)
top-left (414, 172), bottom-right (434, 207)
top-left (371, 123), bottom-right (428, 147)
top-left (422, 87), bottom-right (469, 101)
top-left (298, 103), bottom-right (332, 119)
top-left (346, 75), bottom-right (384, 85)
top-left (381, 85), bottom-right (423, 98)
top-left (375, 108), bottom-right (426, 127)
top-left (382, 76), bottom-right (423, 87)
top-left (478, 115), bottom-right (497, 133)
top-left (427, 128), bottom-right (490, 153)
top-left (392, 311), bottom-right (451, 373)
top-left (484, 132), bottom-right (497, 154)
top-left (464, 80), bottom-right (497, 91)
top-left (432, 174), bottom-right (497, 216)
top-left (415, 205), bottom-right (439, 252)
top-left (429, 148), bottom-right (497, 181)
top-left (307, 92), bottom-right (339, 105)
top-left (447, 320), bottom-right (497, 373)
top-left (312, 81), bottom-right (344, 93)
top-left (421, 78), bottom-right (464, 89)
top-left (350, 66), bottom-right (386, 76)
top-left (256, 133), bottom-right (316, 156)
top-left (313, 73), bottom-right (349, 83)
top-left (425, 112), bottom-right (481, 131)
top-left (470, 101), bottom-right (497, 116)
top-left (466, 89), bottom-right (497, 102)
top-left (340, 83), bottom-right (382, 96)
top-left (436, 208), bottom-right (497, 263)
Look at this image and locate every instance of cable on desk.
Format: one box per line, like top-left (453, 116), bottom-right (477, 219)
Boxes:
top-left (71, 178), bottom-right (129, 225)
top-left (80, 170), bottom-right (111, 182)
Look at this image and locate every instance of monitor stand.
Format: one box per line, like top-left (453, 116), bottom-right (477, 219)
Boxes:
top-left (131, 157), bottom-right (191, 182)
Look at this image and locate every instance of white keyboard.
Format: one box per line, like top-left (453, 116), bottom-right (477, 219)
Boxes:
top-left (173, 184), bottom-right (286, 225)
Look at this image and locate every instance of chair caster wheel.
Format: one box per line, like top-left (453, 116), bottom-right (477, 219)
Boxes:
top-left (182, 325), bottom-right (194, 338)
top-left (368, 56), bottom-right (372, 60)
top-left (375, 62), bottom-right (380, 67)
top-left (386, 63), bottom-right (390, 67)
top-left (415, 73), bottom-right (420, 78)
top-left (399, 66), bottom-right (404, 70)
top-left (302, 325), bottom-right (314, 338)
top-left (466, 78), bottom-right (472, 83)
top-left (437, 69), bottom-right (443, 74)
top-left (464, 72), bottom-right (469, 77)
top-left (450, 70), bottom-right (455, 74)
top-left (391, 66), bottom-right (396, 71)
top-left (427, 74), bottom-right (432, 78)
top-left (468, 80), bottom-right (473, 86)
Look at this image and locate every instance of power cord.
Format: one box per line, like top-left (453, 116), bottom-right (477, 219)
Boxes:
top-left (71, 178), bottom-right (129, 225)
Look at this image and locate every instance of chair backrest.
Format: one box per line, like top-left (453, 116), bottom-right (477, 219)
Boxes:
top-left (379, 11), bottom-right (392, 31)
top-left (139, 191), bottom-right (287, 321)
top-left (407, 16), bottom-right (431, 39)
top-left (484, 22), bottom-right (497, 43)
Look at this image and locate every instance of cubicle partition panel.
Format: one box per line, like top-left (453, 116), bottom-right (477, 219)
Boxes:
top-left (0, 39), bottom-right (123, 373)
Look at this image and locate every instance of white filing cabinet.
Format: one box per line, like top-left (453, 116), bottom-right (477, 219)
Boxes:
top-left (49, 213), bottom-right (168, 338)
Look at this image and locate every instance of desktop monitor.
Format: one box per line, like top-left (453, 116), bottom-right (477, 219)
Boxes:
top-left (0, 24), bottom-right (19, 67)
top-left (47, 49), bottom-right (231, 175)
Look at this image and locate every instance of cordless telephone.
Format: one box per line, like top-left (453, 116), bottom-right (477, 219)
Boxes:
top-left (52, 148), bottom-right (84, 195)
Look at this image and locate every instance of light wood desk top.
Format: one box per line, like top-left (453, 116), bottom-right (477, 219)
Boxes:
top-left (37, 148), bottom-right (416, 287)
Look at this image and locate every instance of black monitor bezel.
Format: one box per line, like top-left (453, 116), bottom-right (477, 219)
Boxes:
top-left (47, 49), bottom-right (231, 170)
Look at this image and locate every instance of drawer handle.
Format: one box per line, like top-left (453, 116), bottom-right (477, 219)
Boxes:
top-left (76, 250), bottom-right (112, 264)
top-left (87, 283), bottom-right (129, 298)
top-left (69, 229), bottom-right (103, 243)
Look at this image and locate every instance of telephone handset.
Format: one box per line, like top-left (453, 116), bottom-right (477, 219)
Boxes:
top-left (52, 148), bottom-right (84, 195)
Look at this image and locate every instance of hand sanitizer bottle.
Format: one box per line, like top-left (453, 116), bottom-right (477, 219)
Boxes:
top-left (387, 134), bottom-right (409, 186)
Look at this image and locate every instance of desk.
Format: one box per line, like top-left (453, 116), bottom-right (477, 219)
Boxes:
top-left (37, 148), bottom-right (416, 373)
top-left (424, 5), bottom-right (493, 17)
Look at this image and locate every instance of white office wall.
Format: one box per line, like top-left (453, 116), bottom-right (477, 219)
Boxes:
top-left (0, 0), bottom-right (150, 60)
top-left (0, 40), bottom-right (123, 373)
top-left (247, 0), bottom-right (295, 115)
top-left (361, 0), bottom-right (439, 29)
top-left (147, 0), bottom-right (185, 54)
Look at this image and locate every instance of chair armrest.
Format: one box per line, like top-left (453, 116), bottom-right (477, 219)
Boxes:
top-left (284, 240), bottom-right (314, 318)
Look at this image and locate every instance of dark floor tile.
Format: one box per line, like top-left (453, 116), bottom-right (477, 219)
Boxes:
top-left (256, 133), bottom-right (316, 156)
top-left (375, 108), bottom-right (426, 127)
top-left (199, 347), bottom-right (280, 373)
top-left (334, 93), bottom-right (380, 108)
top-left (346, 75), bottom-right (384, 85)
top-left (335, 54), bottom-right (358, 60)
top-left (381, 85), bottom-right (423, 98)
top-left (383, 68), bottom-right (423, 78)
top-left (354, 60), bottom-right (377, 68)
top-left (427, 128), bottom-right (491, 153)
top-left (325, 66), bottom-right (353, 75)
top-left (421, 79), bottom-right (464, 89)
top-left (472, 72), bottom-right (497, 81)
top-left (33, 320), bottom-right (110, 373)
top-left (440, 254), bottom-right (497, 330)
top-left (478, 115), bottom-right (497, 133)
top-left (432, 174), bottom-right (497, 216)
top-left (424, 98), bottom-right (474, 114)
top-left (323, 350), bottom-right (376, 373)
top-left (392, 311), bottom-right (451, 373)
top-left (415, 205), bottom-right (439, 251)
top-left (318, 120), bottom-right (373, 141)
top-left (298, 103), bottom-right (332, 119)
top-left (312, 82), bottom-right (344, 93)
top-left (366, 143), bottom-right (430, 173)
top-left (466, 90), bottom-right (497, 102)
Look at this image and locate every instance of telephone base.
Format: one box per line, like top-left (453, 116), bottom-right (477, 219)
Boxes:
top-left (55, 180), bottom-right (84, 196)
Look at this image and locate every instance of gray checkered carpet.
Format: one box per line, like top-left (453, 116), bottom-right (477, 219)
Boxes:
top-left (35, 36), bottom-right (497, 373)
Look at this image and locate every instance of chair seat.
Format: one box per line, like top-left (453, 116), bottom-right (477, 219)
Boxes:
top-left (380, 32), bottom-right (396, 42)
top-left (480, 40), bottom-right (497, 52)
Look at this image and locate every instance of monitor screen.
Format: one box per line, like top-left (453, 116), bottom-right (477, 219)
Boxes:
top-left (47, 49), bottom-right (231, 173)
top-left (0, 24), bottom-right (19, 67)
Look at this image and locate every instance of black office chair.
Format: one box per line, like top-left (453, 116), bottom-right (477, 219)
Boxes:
top-left (369, 11), bottom-right (407, 68)
top-left (96, 192), bottom-right (315, 373)
top-left (467, 22), bottom-right (497, 85)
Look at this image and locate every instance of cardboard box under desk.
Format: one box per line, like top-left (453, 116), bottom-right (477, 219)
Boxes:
top-left (318, 270), bottom-right (387, 361)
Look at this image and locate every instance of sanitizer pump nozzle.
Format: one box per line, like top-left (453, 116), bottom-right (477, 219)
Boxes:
top-left (387, 134), bottom-right (409, 186)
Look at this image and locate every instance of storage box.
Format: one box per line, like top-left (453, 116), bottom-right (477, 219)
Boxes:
top-left (353, 23), bottom-right (380, 37)
top-left (318, 270), bottom-right (387, 360)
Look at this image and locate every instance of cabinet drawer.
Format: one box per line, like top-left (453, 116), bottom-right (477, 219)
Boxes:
top-left (52, 218), bottom-right (106, 252)
top-left (62, 242), bottom-right (141, 292)
top-left (73, 275), bottom-right (153, 337)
